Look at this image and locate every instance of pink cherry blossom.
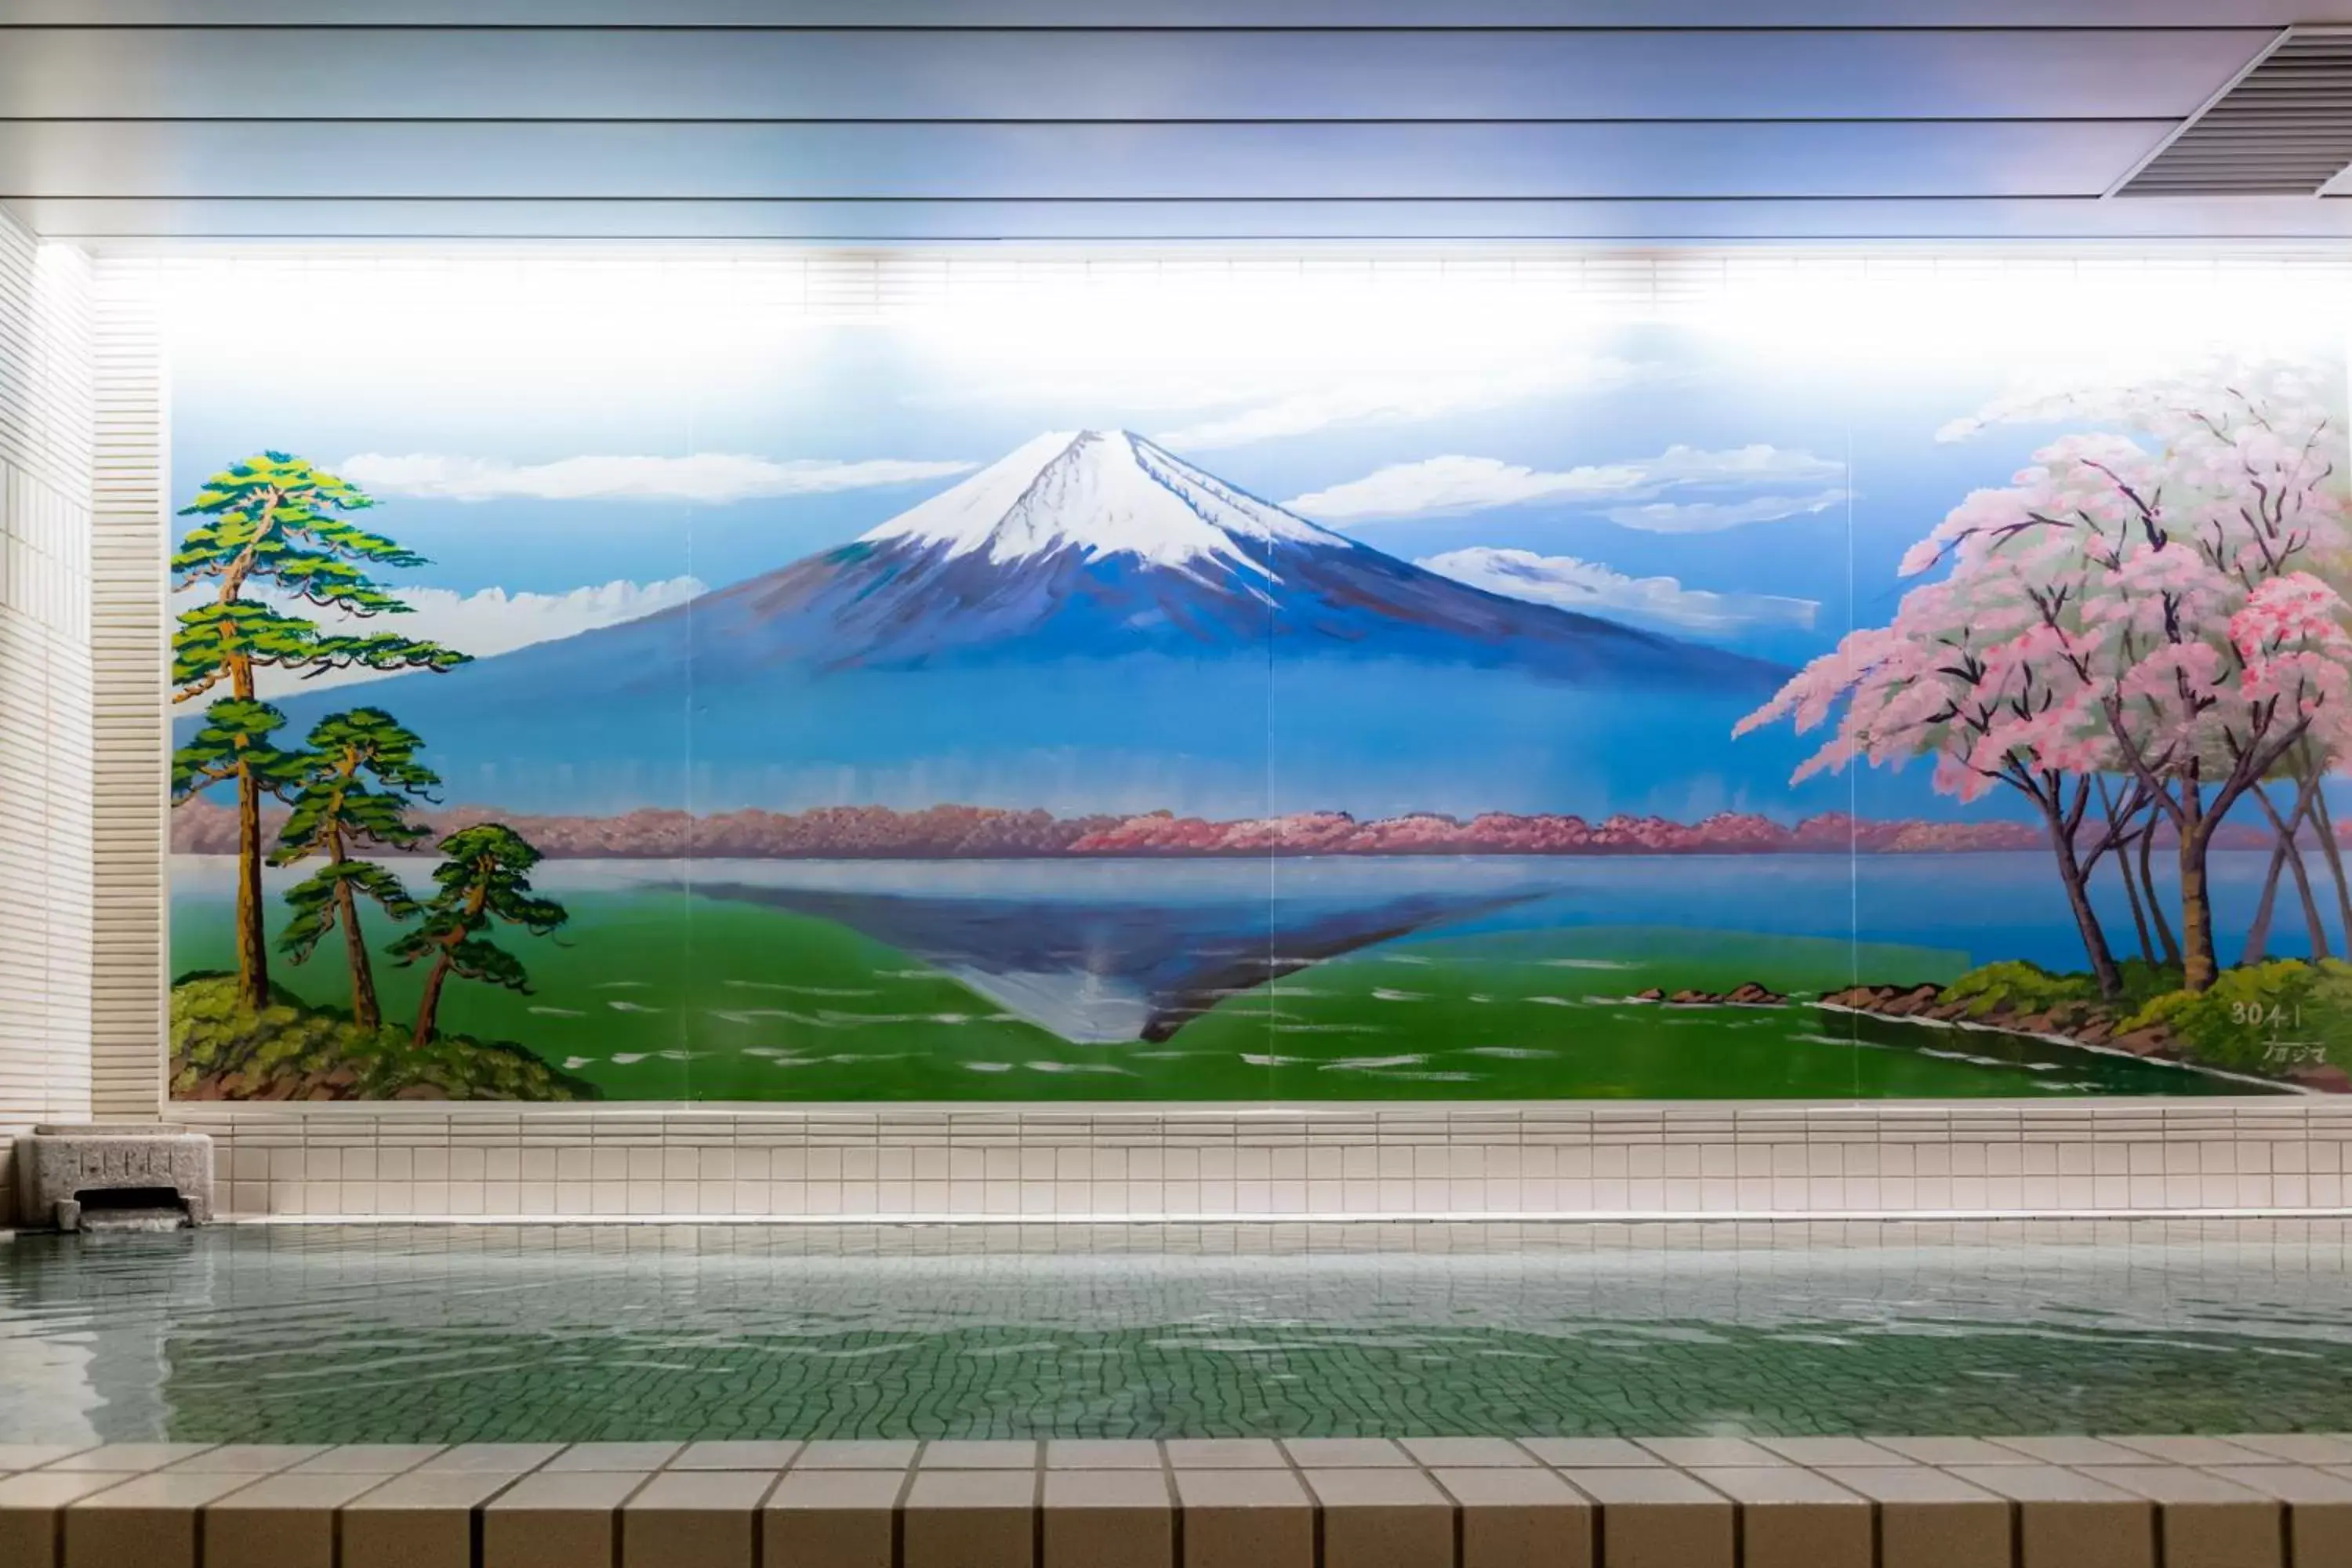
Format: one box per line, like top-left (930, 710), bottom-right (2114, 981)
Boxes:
top-left (1744, 355), bottom-right (2352, 994)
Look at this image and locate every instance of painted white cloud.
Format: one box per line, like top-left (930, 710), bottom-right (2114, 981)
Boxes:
top-left (339, 452), bottom-right (977, 505)
top-left (1152, 360), bottom-right (1646, 452)
top-left (1287, 445), bottom-right (1846, 522)
top-left (1288, 456), bottom-right (1646, 520)
top-left (1417, 547), bottom-right (1818, 637)
top-left (183, 577), bottom-right (706, 698)
top-left (1603, 487), bottom-right (1849, 535)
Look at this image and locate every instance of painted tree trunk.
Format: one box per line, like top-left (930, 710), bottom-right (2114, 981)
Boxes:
top-left (234, 754), bottom-right (269, 1011)
top-left (2096, 782), bottom-right (2155, 966)
top-left (2249, 781), bottom-right (2330, 964)
top-left (2285, 822), bottom-right (2329, 961)
top-left (325, 824), bottom-right (382, 1031)
top-left (2136, 826), bottom-right (2180, 968)
top-left (412, 874), bottom-right (491, 1049)
top-left (2307, 789), bottom-right (2352, 954)
top-left (2042, 802), bottom-right (2122, 1000)
top-left (227, 628), bottom-right (267, 1011)
top-left (412, 952), bottom-right (452, 1051)
top-left (2179, 837), bottom-right (2218, 993)
top-left (2245, 839), bottom-right (2287, 966)
top-left (2112, 834), bottom-right (2156, 965)
top-left (335, 877), bottom-right (380, 1030)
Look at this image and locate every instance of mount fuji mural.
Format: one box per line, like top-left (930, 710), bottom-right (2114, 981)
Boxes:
top-left (686, 428), bottom-right (1779, 679)
top-left (267, 429), bottom-right (1807, 822)
top-left (161, 281), bottom-right (2348, 1105)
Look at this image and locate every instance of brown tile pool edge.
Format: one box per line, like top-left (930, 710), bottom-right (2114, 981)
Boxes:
top-left (2, 1434), bottom-right (2350, 1567)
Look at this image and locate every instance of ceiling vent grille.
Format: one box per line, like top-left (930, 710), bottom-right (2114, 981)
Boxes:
top-left (2116, 27), bottom-right (2352, 197)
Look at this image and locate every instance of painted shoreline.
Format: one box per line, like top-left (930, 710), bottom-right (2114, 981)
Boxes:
top-left (1622, 984), bottom-right (2310, 1096)
top-left (169, 800), bottom-right (2320, 860)
top-left (1816, 1000), bottom-right (2314, 1096)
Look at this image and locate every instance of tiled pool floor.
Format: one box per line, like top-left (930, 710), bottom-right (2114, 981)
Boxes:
top-left (3, 1221), bottom-right (2349, 1446)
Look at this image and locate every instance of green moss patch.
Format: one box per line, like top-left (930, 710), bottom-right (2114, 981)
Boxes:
top-left (171, 971), bottom-right (597, 1102)
top-left (2118, 959), bottom-right (2352, 1079)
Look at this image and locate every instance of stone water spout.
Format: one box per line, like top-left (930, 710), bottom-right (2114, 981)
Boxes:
top-left (16, 1123), bottom-right (214, 1232)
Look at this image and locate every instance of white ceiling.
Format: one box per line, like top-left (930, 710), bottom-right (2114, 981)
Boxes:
top-left (4, 2), bottom-right (2350, 241)
top-left (7, 1), bottom-right (2352, 20)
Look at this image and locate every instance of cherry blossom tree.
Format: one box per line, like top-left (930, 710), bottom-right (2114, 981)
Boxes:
top-left (1735, 568), bottom-right (2135, 997)
top-left (2223, 575), bottom-right (2352, 971)
top-left (1743, 359), bottom-right (2352, 994)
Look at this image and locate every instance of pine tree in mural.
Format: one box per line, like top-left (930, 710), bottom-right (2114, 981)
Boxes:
top-left (270, 709), bottom-right (440, 1031)
top-left (171, 453), bottom-right (467, 1010)
top-left (391, 825), bottom-right (568, 1050)
top-left (172, 696), bottom-right (303, 890)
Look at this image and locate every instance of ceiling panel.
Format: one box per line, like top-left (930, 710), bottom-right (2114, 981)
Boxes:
top-left (0, 4), bottom-right (2333, 242)
top-left (20, 194), bottom-right (2352, 241)
top-left (0, 0), bottom-right (2346, 24)
top-left (0, 122), bottom-right (2173, 200)
top-left (0, 28), bottom-right (2270, 120)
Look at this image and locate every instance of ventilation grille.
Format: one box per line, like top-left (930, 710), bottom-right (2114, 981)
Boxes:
top-left (2118, 28), bottom-right (2352, 197)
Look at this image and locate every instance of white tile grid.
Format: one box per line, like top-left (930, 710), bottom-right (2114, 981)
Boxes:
top-left (0, 212), bottom-right (96, 1225)
top-left (175, 1101), bottom-right (2352, 1221)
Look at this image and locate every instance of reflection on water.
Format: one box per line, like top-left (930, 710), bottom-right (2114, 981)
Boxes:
top-left (0, 1229), bottom-right (187, 1446)
top-left (4, 1221), bottom-right (2349, 1443)
top-left (170, 854), bottom-right (2287, 1098)
top-left (691, 881), bottom-right (1540, 1042)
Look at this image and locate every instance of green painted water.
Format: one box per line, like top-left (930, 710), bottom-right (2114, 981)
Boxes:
top-left (169, 887), bottom-right (2237, 1102)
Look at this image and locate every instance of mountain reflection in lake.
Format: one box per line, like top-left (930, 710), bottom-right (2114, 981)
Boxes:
top-left (691, 880), bottom-right (1538, 1042)
top-left (673, 850), bottom-right (2314, 1047)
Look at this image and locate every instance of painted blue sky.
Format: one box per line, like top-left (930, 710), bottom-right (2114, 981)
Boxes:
top-left (163, 257), bottom-right (2342, 680)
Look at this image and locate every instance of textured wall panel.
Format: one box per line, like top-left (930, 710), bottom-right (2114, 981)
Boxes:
top-left (90, 260), bottom-right (168, 1120)
top-left (0, 205), bottom-right (94, 1214)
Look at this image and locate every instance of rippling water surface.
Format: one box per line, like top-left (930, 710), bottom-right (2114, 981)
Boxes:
top-left (4, 1221), bottom-right (2349, 1444)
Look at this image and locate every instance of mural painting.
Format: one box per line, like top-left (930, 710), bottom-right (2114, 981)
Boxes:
top-left (164, 270), bottom-right (2352, 1101)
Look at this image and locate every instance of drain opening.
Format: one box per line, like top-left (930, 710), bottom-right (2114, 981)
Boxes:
top-left (74, 1186), bottom-right (189, 1213)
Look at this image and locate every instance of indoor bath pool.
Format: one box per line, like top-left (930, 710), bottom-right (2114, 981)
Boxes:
top-left (3, 1221), bottom-right (2349, 1448)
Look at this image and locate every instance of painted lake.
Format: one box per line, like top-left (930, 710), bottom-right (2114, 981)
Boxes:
top-left (169, 852), bottom-right (2302, 1101)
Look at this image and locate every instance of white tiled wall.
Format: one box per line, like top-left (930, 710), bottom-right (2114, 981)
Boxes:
top-left (0, 208), bottom-right (94, 1218)
top-left (180, 1099), bottom-right (2352, 1221)
top-left (89, 258), bottom-right (168, 1120)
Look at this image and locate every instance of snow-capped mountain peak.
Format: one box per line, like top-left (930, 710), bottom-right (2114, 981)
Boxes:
top-left (858, 428), bottom-right (1348, 571)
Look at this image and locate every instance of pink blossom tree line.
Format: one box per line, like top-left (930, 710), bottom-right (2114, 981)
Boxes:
top-left (1739, 360), bottom-right (2352, 997)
